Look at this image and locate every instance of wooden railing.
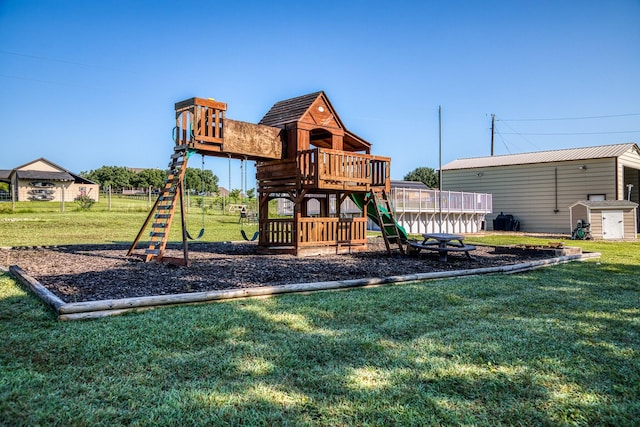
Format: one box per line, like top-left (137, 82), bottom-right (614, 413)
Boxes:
top-left (298, 217), bottom-right (367, 247)
top-left (298, 148), bottom-right (391, 191)
top-left (174, 97), bottom-right (227, 146)
top-left (260, 218), bottom-right (294, 246)
top-left (261, 217), bottom-right (368, 247)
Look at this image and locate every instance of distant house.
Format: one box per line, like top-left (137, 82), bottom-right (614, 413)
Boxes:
top-left (442, 143), bottom-right (640, 235)
top-left (3, 158), bottom-right (99, 202)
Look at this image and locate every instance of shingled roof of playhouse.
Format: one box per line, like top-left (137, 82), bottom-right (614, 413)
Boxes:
top-left (259, 91), bottom-right (372, 153)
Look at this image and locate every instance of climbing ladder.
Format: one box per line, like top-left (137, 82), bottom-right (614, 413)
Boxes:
top-left (368, 189), bottom-right (406, 255)
top-left (127, 145), bottom-right (191, 265)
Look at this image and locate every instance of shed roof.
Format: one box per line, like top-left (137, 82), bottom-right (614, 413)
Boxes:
top-left (570, 200), bottom-right (638, 209)
top-left (443, 143), bottom-right (639, 170)
top-left (0, 170), bottom-right (11, 180)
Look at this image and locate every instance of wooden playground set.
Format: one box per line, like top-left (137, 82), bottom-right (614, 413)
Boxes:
top-left (128, 92), bottom-right (408, 265)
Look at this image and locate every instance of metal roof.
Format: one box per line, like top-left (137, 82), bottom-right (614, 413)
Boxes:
top-left (442, 143), bottom-right (639, 170)
top-left (570, 200), bottom-right (638, 209)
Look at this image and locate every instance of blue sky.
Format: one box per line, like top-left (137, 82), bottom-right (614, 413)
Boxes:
top-left (1, 0), bottom-right (639, 190)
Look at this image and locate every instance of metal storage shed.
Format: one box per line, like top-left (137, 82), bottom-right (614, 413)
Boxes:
top-left (569, 200), bottom-right (638, 240)
top-left (441, 142), bottom-right (640, 234)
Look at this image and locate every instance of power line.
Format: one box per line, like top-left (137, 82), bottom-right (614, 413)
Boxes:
top-left (494, 130), bottom-right (512, 154)
top-left (499, 130), bottom-right (640, 135)
top-left (497, 119), bottom-right (541, 150)
top-left (0, 49), bottom-right (95, 68)
top-left (0, 73), bottom-right (97, 89)
top-left (498, 112), bottom-right (640, 122)
top-left (0, 49), bottom-right (137, 75)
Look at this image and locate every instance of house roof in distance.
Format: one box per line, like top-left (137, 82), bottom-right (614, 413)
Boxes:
top-left (9, 157), bottom-right (98, 184)
top-left (16, 170), bottom-right (75, 181)
top-left (391, 180), bottom-right (430, 190)
top-left (442, 143), bottom-right (639, 170)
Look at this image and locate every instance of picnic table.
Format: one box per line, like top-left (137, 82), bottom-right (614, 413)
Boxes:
top-left (408, 233), bottom-right (476, 262)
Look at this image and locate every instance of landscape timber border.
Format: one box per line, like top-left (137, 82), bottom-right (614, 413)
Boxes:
top-left (7, 251), bottom-right (601, 321)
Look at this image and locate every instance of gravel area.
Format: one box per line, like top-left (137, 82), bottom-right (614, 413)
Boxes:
top-left (1, 238), bottom-right (554, 303)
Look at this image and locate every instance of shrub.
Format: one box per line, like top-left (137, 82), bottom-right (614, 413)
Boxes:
top-left (74, 195), bottom-right (96, 210)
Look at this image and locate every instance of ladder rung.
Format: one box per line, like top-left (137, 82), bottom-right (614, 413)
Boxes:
top-left (157, 204), bottom-right (173, 210)
top-left (151, 222), bottom-right (168, 229)
top-left (155, 214), bottom-right (171, 219)
top-left (145, 249), bottom-right (161, 255)
top-left (150, 232), bottom-right (166, 238)
top-left (174, 144), bottom-right (187, 151)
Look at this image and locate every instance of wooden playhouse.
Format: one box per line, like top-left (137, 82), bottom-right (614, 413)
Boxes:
top-left (129, 92), bottom-right (405, 264)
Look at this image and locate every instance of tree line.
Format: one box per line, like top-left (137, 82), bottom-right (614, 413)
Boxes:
top-left (80, 166), bottom-right (219, 193)
top-left (79, 165), bottom-right (437, 194)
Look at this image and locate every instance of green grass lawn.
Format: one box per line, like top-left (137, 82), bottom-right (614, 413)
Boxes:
top-left (0, 197), bottom-right (256, 246)
top-left (0, 209), bottom-right (638, 425)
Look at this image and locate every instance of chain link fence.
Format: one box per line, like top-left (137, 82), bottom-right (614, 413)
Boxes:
top-left (0, 186), bottom-right (257, 215)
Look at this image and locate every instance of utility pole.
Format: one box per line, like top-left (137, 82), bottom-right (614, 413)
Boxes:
top-left (490, 114), bottom-right (495, 156)
top-left (438, 105), bottom-right (443, 233)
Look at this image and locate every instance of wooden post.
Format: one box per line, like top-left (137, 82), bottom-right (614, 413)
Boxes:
top-left (61, 185), bottom-right (65, 212)
top-left (108, 186), bottom-right (112, 211)
top-left (148, 185), bottom-right (152, 208)
top-left (178, 180), bottom-right (189, 266)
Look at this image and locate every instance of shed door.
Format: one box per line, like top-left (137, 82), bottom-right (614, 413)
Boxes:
top-left (602, 210), bottom-right (624, 239)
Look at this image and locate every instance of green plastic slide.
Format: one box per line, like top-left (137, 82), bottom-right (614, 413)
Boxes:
top-left (349, 193), bottom-right (408, 241)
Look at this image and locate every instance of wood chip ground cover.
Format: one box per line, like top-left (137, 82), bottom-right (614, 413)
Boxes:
top-left (0, 239), bottom-right (554, 303)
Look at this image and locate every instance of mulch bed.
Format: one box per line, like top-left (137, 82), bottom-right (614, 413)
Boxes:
top-left (1, 239), bottom-right (555, 303)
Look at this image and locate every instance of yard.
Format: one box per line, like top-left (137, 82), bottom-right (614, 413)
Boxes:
top-left (0, 206), bottom-right (638, 426)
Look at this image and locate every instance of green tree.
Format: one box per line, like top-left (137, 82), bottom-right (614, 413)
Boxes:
top-left (80, 166), bottom-right (134, 190)
top-left (201, 169), bottom-right (219, 193)
top-left (229, 188), bottom-right (241, 202)
top-left (403, 167), bottom-right (439, 188)
top-left (246, 188), bottom-right (255, 199)
top-left (131, 168), bottom-right (166, 189)
top-left (184, 168), bottom-right (219, 193)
